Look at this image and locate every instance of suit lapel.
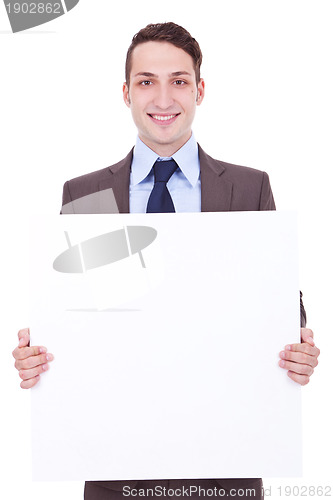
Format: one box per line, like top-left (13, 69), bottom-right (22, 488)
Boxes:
top-left (98, 149), bottom-right (133, 213)
top-left (97, 145), bottom-right (232, 214)
top-left (199, 145), bottom-right (233, 212)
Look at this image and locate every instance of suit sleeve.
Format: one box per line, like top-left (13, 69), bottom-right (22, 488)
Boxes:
top-left (300, 291), bottom-right (307, 328)
top-left (61, 181), bottom-right (72, 210)
top-left (259, 172), bottom-right (276, 210)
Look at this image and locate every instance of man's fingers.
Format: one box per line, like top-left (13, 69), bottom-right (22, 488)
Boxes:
top-left (279, 359), bottom-right (314, 376)
top-left (18, 336), bottom-right (29, 347)
top-left (18, 329), bottom-right (30, 347)
top-left (304, 336), bottom-right (315, 346)
top-left (14, 352), bottom-right (54, 371)
top-left (280, 329), bottom-right (319, 386)
top-left (284, 342), bottom-right (320, 359)
top-left (20, 375), bottom-right (40, 390)
top-left (13, 345), bottom-right (47, 361)
top-left (14, 328), bottom-right (53, 390)
top-left (301, 328), bottom-right (314, 345)
top-left (287, 371), bottom-right (310, 386)
top-left (279, 349), bottom-right (319, 368)
top-left (19, 364), bottom-right (49, 381)
top-left (287, 372), bottom-right (310, 385)
top-left (18, 328), bottom-right (30, 339)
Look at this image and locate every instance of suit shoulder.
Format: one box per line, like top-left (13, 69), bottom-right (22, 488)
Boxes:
top-left (223, 160), bottom-right (265, 177)
top-left (198, 145), bottom-right (263, 177)
top-left (66, 165), bottom-right (111, 193)
top-left (204, 149), bottom-right (267, 180)
top-left (219, 159), bottom-right (275, 211)
top-left (220, 159), bottom-right (272, 196)
top-left (201, 147), bottom-right (270, 185)
top-left (62, 166), bottom-right (112, 206)
top-left (199, 146), bottom-right (276, 211)
top-left (62, 150), bottom-right (133, 204)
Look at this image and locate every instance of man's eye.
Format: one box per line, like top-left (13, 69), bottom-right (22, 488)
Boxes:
top-left (140, 80), bottom-right (152, 86)
top-left (174, 80), bottom-right (186, 85)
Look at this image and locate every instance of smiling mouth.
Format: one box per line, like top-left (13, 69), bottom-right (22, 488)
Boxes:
top-left (147, 113), bottom-right (180, 123)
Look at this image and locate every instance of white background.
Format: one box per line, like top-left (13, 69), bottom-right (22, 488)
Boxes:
top-left (0, 0), bottom-right (332, 499)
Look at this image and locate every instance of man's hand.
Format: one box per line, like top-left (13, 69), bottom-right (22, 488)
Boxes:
top-left (279, 328), bottom-right (320, 385)
top-left (12, 328), bottom-right (54, 389)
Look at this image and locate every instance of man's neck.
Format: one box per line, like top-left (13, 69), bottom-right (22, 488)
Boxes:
top-left (138, 134), bottom-right (192, 157)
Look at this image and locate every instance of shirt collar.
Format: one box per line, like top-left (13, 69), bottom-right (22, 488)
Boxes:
top-left (131, 133), bottom-right (200, 187)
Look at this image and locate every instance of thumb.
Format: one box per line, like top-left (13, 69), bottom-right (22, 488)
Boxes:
top-left (18, 328), bottom-right (30, 347)
top-left (301, 327), bottom-right (315, 346)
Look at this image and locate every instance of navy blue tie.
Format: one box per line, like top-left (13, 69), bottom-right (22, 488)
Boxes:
top-left (146, 159), bottom-right (178, 213)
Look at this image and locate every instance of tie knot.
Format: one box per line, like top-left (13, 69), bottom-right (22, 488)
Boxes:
top-left (153, 159), bottom-right (178, 184)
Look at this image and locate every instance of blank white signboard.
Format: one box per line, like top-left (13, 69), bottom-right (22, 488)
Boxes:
top-left (30, 212), bottom-right (302, 481)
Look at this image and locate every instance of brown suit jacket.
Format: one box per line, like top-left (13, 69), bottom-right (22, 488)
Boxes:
top-left (62, 145), bottom-right (301, 499)
top-left (62, 145), bottom-right (276, 213)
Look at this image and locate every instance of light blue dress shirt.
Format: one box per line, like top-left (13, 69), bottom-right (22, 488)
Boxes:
top-left (129, 134), bottom-right (201, 213)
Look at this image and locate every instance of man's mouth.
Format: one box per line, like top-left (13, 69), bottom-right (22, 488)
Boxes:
top-left (147, 113), bottom-right (180, 124)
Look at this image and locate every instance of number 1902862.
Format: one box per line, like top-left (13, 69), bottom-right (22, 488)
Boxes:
top-left (5, 3), bottom-right (62, 14)
top-left (277, 485), bottom-right (332, 496)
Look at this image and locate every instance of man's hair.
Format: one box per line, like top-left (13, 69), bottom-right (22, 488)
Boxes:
top-left (125, 22), bottom-right (203, 86)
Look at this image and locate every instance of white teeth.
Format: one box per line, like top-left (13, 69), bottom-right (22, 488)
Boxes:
top-left (151, 114), bottom-right (177, 121)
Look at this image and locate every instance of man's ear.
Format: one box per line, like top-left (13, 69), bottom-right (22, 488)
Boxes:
top-left (123, 82), bottom-right (131, 107)
top-left (196, 78), bottom-right (205, 106)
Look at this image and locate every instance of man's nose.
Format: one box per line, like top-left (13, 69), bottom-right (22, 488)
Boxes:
top-left (153, 85), bottom-right (174, 109)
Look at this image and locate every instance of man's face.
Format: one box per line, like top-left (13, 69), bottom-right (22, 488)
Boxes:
top-left (123, 41), bottom-right (205, 156)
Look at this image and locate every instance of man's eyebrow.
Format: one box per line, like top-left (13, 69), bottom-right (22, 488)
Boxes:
top-left (133, 71), bottom-right (192, 78)
top-left (169, 71), bottom-right (192, 77)
top-left (133, 72), bottom-right (157, 78)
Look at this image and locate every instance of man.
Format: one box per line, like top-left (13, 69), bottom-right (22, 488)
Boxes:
top-left (13, 22), bottom-right (320, 500)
